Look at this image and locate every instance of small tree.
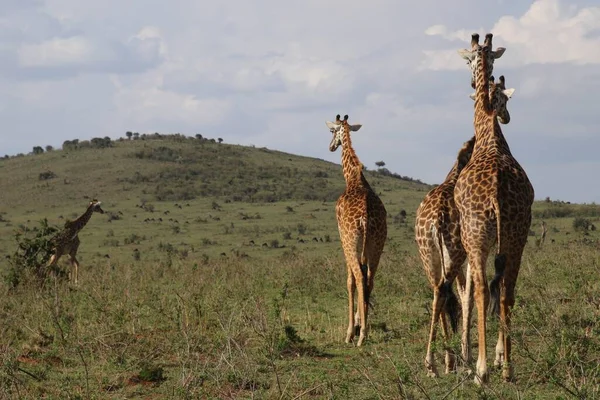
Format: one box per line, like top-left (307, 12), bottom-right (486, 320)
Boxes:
top-left (218, 138), bottom-right (223, 144)
top-left (5, 219), bottom-right (58, 288)
top-left (375, 161), bottom-right (386, 168)
top-left (45, 145), bottom-right (54, 152)
top-left (195, 134), bottom-right (203, 140)
top-left (133, 132), bottom-right (140, 140)
top-left (32, 146), bottom-right (44, 155)
top-left (126, 131), bottom-right (133, 140)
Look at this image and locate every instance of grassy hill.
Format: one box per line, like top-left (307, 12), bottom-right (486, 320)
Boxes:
top-left (0, 134), bottom-right (598, 398)
top-left (0, 135), bottom-right (431, 264)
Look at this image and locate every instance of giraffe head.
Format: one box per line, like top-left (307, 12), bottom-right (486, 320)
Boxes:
top-left (89, 199), bottom-right (105, 214)
top-left (469, 75), bottom-right (515, 124)
top-left (325, 114), bottom-right (362, 152)
top-left (457, 33), bottom-right (506, 89)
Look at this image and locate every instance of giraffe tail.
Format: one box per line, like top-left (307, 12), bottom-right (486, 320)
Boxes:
top-left (434, 221), bottom-right (460, 333)
top-left (489, 197), bottom-right (506, 318)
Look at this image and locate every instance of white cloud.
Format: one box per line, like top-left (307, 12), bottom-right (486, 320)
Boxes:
top-left (422, 0), bottom-right (600, 70)
top-left (18, 36), bottom-right (95, 67)
top-left (111, 72), bottom-right (232, 127)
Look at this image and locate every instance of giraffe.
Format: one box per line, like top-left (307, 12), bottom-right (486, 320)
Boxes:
top-left (539, 221), bottom-right (548, 247)
top-left (415, 79), bottom-right (516, 377)
top-left (325, 114), bottom-right (387, 346)
top-left (454, 33), bottom-right (534, 383)
top-left (47, 199), bottom-right (105, 284)
top-left (458, 33), bottom-right (506, 89)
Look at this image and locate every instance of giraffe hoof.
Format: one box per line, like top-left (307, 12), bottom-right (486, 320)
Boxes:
top-left (502, 366), bottom-right (514, 382)
top-left (356, 335), bottom-right (365, 347)
top-left (426, 370), bottom-right (438, 378)
top-left (473, 372), bottom-right (489, 386)
top-left (345, 332), bottom-right (354, 344)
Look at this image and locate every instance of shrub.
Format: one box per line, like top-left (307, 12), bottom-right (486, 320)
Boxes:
top-left (39, 171), bottom-right (57, 181)
top-left (297, 223), bottom-right (307, 235)
top-left (5, 219), bottom-right (58, 288)
top-left (573, 218), bottom-right (594, 232)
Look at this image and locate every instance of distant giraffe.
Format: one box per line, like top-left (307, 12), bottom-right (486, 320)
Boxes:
top-left (326, 114), bottom-right (387, 346)
top-left (454, 33), bottom-right (534, 383)
top-left (539, 221), bottom-right (548, 247)
top-left (47, 200), bottom-right (105, 284)
top-left (415, 80), bottom-right (516, 377)
top-left (458, 33), bottom-right (506, 89)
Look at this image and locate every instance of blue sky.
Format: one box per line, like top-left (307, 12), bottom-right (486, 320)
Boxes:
top-left (1, 0), bottom-right (599, 203)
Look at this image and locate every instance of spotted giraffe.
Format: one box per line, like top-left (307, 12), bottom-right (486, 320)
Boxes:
top-left (454, 33), bottom-right (534, 383)
top-left (47, 199), bottom-right (105, 284)
top-left (326, 114), bottom-right (387, 346)
top-left (415, 78), bottom-right (516, 377)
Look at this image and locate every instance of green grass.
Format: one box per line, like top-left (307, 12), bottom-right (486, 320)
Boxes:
top-left (0, 135), bottom-right (598, 398)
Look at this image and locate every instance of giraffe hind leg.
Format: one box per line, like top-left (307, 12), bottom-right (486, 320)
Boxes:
top-left (441, 280), bottom-right (459, 334)
top-left (489, 253), bottom-right (506, 316)
top-left (353, 264), bottom-right (369, 337)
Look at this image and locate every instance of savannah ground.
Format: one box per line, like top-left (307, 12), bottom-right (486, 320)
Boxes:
top-left (0, 136), bottom-right (598, 399)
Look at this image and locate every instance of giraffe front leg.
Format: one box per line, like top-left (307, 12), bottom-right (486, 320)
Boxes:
top-left (46, 253), bottom-right (60, 278)
top-left (345, 269), bottom-right (356, 344)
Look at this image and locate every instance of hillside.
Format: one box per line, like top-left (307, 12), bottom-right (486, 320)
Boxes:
top-left (0, 134), bottom-right (433, 264)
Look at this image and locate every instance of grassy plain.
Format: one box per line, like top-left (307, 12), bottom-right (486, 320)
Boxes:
top-left (0, 136), bottom-right (598, 399)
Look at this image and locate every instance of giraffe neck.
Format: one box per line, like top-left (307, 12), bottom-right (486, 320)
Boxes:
top-left (474, 52), bottom-right (492, 119)
top-left (69, 205), bottom-right (95, 232)
top-left (340, 126), bottom-right (365, 187)
top-left (473, 53), bottom-right (511, 155)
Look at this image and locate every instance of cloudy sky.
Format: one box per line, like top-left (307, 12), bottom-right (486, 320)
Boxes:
top-left (1, 0), bottom-right (599, 203)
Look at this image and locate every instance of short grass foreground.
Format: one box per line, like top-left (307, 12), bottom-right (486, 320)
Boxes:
top-left (0, 242), bottom-right (598, 399)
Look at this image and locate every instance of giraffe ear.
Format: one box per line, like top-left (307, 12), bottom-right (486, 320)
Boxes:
top-left (468, 93), bottom-right (476, 101)
top-left (493, 47), bottom-right (506, 59)
top-left (349, 124), bottom-right (362, 132)
top-left (502, 88), bottom-right (515, 99)
top-left (457, 49), bottom-right (474, 60)
top-left (325, 121), bottom-right (339, 130)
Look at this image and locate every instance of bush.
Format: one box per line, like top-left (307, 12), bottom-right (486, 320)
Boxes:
top-left (39, 171), bottom-right (57, 181)
top-left (5, 219), bottom-right (58, 288)
top-left (134, 146), bottom-right (181, 162)
top-left (573, 218), bottom-right (595, 232)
